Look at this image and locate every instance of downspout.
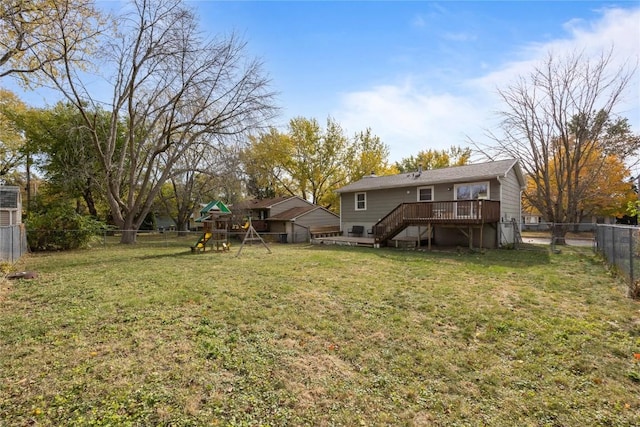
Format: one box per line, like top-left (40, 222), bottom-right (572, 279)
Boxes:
top-left (496, 175), bottom-right (504, 220)
top-left (339, 192), bottom-right (343, 233)
top-left (497, 175), bottom-right (503, 247)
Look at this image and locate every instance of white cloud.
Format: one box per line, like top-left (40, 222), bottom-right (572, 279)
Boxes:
top-left (475, 6), bottom-right (639, 127)
top-left (411, 14), bottom-right (426, 29)
top-left (335, 7), bottom-right (640, 163)
top-left (335, 81), bottom-right (489, 162)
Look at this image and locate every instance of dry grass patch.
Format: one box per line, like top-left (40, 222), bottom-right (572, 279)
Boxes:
top-left (1, 243), bottom-right (639, 425)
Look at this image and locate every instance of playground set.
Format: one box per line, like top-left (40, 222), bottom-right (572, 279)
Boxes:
top-left (191, 200), bottom-right (231, 252)
top-left (190, 200), bottom-right (271, 256)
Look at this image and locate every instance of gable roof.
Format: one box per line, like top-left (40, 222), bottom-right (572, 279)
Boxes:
top-left (336, 159), bottom-right (525, 193)
top-left (267, 205), bottom-right (340, 221)
top-left (266, 206), bottom-right (316, 221)
top-left (199, 200), bottom-right (231, 215)
top-left (195, 200), bottom-right (231, 222)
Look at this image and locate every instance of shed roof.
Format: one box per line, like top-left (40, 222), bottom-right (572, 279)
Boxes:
top-left (336, 159), bottom-right (524, 193)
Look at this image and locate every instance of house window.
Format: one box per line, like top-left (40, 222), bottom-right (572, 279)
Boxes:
top-left (355, 192), bottom-right (366, 211)
top-left (454, 181), bottom-right (490, 200)
top-left (417, 186), bottom-right (434, 202)
top-left (454, 181), bottom-right (490, 218)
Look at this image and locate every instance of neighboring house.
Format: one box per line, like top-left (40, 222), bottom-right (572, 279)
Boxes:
top-left (232, 196), bottom-right (340, 243)
top-left (336, 159), bottom-right (526, 248)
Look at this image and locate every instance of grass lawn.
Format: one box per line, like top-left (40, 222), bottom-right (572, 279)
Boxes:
top-left (1, 241), bottom-right (639, 426)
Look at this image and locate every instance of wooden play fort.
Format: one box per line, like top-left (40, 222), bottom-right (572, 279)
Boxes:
top-left (191, 200), bottom-right (231, 252)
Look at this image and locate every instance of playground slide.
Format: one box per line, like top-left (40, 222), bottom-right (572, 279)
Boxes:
top-left (193, 232), bottom-right (212, 249)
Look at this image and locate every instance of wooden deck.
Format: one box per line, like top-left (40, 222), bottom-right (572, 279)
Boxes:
top-left (372, 200), bottom-right (500, 245)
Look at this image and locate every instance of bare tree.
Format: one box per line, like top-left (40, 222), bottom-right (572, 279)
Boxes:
top-left (42, 0), bottom-right (276, 243)
top-left (480, 49), bottom-right (638, 243)
top-left (156, 139), bottom-right (242, 234)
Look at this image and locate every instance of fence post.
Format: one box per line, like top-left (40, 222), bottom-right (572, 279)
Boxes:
top-left (611, 226), bottom-right (615, 265)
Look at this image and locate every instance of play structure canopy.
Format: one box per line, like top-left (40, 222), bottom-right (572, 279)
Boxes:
top-left (194, 200), bottom-right (231, 223)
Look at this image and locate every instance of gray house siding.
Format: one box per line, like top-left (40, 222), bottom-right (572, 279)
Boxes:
top-left (341, 179), bottom-right (503, 241)
top-left (299, 208), bottom-right (340, 228)
top-left (295, 209), bottom-right (340, 243)
top-left (496, 168), bottom-right (524, 246)
top-left (498, 168), bottom-right (522, 221)
top-left (269, 206), bottom-right (340, 243)
top-left (337, 159), bottom-right (525, 248)
top-left (341, 186), bottom-right (415, 233)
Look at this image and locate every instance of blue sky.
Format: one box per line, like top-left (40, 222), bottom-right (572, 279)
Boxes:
top-left (6, 1), bottom-right (640, 163)
top-left (195, 1), bottom-right (640, 162)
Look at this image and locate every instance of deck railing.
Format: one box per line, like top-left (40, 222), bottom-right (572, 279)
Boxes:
top-left (372, 200), bottom-right (500, 243)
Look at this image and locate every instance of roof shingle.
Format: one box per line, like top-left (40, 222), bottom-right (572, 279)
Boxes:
top-left (336, 159), bottom-right (522, 193)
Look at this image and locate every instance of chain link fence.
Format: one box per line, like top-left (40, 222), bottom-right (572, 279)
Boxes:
top-left (520, 222), bottom-right (596, 249)
top-left (24, 229), bottom-right (290, 252)
top-left (594, 224), bottom-right (640, 298)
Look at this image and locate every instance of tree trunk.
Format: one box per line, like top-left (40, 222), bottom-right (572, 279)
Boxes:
top-left (552, 223), bottom-right (568, 245)
top-left (119, 215), bottom-right (138, 244)
top-left (120, 229), bottom-right (137, 244)
top-left (176, 220), bottom-right (190, 236)
top-left (83, 185), bottom-right (98, 218)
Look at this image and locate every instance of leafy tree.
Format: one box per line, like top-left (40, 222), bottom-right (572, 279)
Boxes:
top-left (26, 202), bottom-right (105, 251)
top-left (395, 146), bottom-right (470, 173)
top-left (524, 149), bottom-right (636, 223)
top-left (0, 89), bottom-right (27, 183)
top-left (480, 49), bottom-right (639, 244)
top-left (41, 0), bottom-right (275, 243)
top-left (17, 103), bottom-right (116, 218)
top-left (347, 128), bottom-right (398, 181)
top-left (242, 117), bottom-right (392, 210)
top-left (242, 127), bottom-right (296, 199)
top-left (289, 117), bottom-right (350, 207)
top-left (0, 0), bottom-right (103, 84)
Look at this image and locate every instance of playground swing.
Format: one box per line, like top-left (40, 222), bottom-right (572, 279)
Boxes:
top-left (236, 217), bottom-right (272, 257)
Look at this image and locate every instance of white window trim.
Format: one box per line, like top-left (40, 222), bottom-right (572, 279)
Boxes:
top-left (453, 181), bottom-right (490, 200)
top-left (355, 192), bottom-right (367, 211)
top-left (417, 186), bottom-right (434, 202)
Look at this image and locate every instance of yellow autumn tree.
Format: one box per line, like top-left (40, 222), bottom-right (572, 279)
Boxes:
top-left (0, 0), bottom-right (104, 84)
top-left (394, 146), bottom-right (471, 173)
top-left (524, 148), bottom-right (636, 222)
top-left (241, 117), bottom-right (394, 211)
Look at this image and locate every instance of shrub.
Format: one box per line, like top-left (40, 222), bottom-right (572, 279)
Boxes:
top-left (26, 206), bottom-right (106, 251)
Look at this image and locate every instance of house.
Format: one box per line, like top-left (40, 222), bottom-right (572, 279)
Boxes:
top-left (335, 159), bottom-right (526, 249)
top-left (232, 196), bottom-right (340, 243)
